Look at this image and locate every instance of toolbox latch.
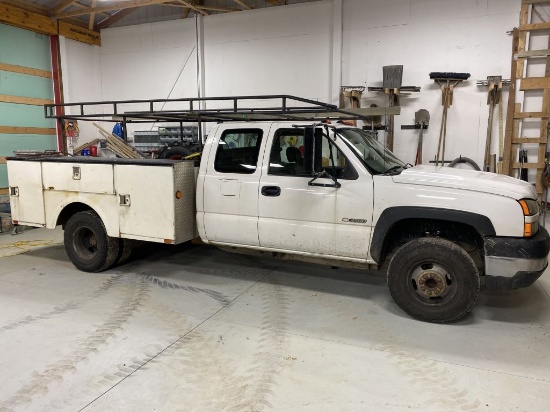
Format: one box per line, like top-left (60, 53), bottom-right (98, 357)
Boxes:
top-left (72, 166), bottom-right (81, 180)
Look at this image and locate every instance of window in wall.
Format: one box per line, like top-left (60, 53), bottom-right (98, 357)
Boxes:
top-left (214, 129), bottom-right (263, 174)
top-left (268, 128), bottom-right (357, 180)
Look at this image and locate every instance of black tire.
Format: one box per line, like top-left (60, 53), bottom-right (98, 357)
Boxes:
top-left (114, 238), bottom-right (134, 267)
top-left (448, 156), bottom-right (481, 171)
top-left (64, 211), bottom-right (120, 273)
top-left (387, 237), bottom-right (480, 323)
top-left (158, 146), bottom-right (192, 160)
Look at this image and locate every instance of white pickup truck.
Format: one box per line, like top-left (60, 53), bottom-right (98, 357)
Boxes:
top-left (7, 97), bottom-right (550, 323)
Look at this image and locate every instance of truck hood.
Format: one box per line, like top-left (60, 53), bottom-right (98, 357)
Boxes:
top-left (392, 165), bottom-right (537, 200)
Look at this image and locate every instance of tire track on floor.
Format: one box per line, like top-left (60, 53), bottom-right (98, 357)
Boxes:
top-left (0, 276), bottom-right (149, 412)
top-left (231, 273), bottom-right (289, 411)
top-left (376, 329), bottom-right (481, 411)
top-left (135, 271), bottom-right (231, 305)
top-left (0, 274), bottom-right (125, 335)
top-left (79, 266), bottom-right (287, 411)
top-left (291, 278), bottom-right (479, 410)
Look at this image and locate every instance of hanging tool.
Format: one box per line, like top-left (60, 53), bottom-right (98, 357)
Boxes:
top-left (541, 152), bottom-right (550, 225)
top-left (401, 109), bottom-right (430, 165)
top-left (430, 72), bottom-right (470, 167)
top-left (518, 150), bottom-right (528, 181)
top-left (340, 86), bottom-right (365, 126)
top-left (476, 76), bottom-right (511, 172)
top-left (369, 65), bottom-right (420, 151)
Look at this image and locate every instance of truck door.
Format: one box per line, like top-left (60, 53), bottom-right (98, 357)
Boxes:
top-left (201, 125), bottom-right (270, 246)
top-left (258, 126), bottom-right (374, 260)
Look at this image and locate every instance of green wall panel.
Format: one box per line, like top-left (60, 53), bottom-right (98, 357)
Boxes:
top-left (0, 23), bottom-right (54, 188)
top-left (0, 133), bottom-right (58, 186)
top-left (0, 103), bottom-right (55, 128)
top-left (0, 71), bottom-right (53, 100)
top-left (0, 165), bottom-right (6, 188)
top-left (0, 134), bottom-right (57, 156)
top-left (0, 24), bottom-right (52, 71)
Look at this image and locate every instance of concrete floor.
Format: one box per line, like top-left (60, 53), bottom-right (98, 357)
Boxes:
top-left (0, 228), bottom-right (549, 412)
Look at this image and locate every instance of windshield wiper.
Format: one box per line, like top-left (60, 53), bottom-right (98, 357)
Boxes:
top-left (383, 165), bottom-right (405, 175)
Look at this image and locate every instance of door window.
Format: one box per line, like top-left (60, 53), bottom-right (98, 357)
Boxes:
top-left (214, 129), bottom-right (263, 174)
top-left (268, 128), bottom-right (357, 180)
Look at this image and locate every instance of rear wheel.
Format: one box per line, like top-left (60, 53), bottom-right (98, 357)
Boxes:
top-left (158, 146), bottom-right (192, 160)
top-left (387, 237), bottom-right (480, 323)
top-left (114, 238), bottom-right (134, 267)
top-left (64, 211), bottom-right (120, 272)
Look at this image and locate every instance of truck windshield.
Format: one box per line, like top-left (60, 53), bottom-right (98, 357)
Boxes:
top-left (336, 128), bottom-right (406, 175)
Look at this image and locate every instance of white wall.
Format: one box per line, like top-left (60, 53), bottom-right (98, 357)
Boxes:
top-left (59, 37), bottom-right (103, 147)
top-left (60, 0), bottom-right (522, 167)
top-left (342, 0), bottom-right (520, 165)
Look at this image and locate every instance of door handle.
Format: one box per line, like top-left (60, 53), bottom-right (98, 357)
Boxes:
top-left (261, 186), bottom-right (281, 197)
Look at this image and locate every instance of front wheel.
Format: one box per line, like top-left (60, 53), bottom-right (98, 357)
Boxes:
top-left (64, 211), bottom-right (120, 272)
top-left (387, 237), bottom-right (480, 323)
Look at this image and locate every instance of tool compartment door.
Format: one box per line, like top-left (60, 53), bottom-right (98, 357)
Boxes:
top-left (115, 162), bottom-right (196, 243)
top-left (7, 160), bottom-right (45, 225)
top-left (42, 162), bottom-right (114, 194)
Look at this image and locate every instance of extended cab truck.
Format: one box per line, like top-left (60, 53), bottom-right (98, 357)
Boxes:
top-left (7, 99), bottom-right (550, 323)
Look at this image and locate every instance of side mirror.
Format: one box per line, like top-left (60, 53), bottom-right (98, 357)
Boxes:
top-left (303, 127), bottom-right (323, 174)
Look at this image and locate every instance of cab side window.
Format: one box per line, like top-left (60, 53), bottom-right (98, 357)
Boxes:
top-left (268, 128), bottom-right (357, 180)
top-left (214, 129), bottom-right (263, 174)
top-left (268, 129), bottom-right (307, 176)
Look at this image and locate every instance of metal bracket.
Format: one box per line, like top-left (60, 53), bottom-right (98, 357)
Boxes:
top-left (119, 194), bottom-right (131, 206)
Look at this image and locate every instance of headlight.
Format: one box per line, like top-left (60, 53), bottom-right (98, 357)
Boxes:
top-left (518, 199), bottom-right (539, 237)
top-left (518, 199), bottom-right (538, 216)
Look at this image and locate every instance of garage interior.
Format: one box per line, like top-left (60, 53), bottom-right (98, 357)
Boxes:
top-left (1, 0), bottom-right (550, 411)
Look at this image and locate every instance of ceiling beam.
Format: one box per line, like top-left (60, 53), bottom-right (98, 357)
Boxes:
top-left (177, 0), bottom-right (209, 16)
top-left (1, 0), bottom-right (49, 15)
top-left (89, 0), bottom-right (96, 29)
top-left (96, 8), bottom-right (137, 30)
top-left (182, 0), bottom-right (195, 18)
top-left (49, 0), bottom-right (77, 15)
top-left (56, 0), bottom-right (174, 18)
top-left (233, 0), bottom-right (252, 10)
top-left (71, 2), bottom-right (111, 18)
top-left (196, 5), bottom-right (238, 12)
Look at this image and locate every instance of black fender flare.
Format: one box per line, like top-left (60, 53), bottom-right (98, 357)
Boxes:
top-left (370, 206), bottom-right (496, 263)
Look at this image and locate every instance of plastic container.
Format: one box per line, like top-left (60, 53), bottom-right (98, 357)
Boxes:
top-left (89, 146), bottom-right (98, 157)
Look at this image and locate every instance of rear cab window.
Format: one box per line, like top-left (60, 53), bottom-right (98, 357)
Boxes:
top-left (214, 129), bottom-right (263, 174)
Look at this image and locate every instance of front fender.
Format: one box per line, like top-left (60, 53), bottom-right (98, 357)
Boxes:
top-left (370, 206), bottom-right (496, 263)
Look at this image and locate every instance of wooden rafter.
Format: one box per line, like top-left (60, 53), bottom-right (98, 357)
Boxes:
top-left (182, 0), bottom-right (195, 18)
top-left (56, 0), bottom-right (174, 18)
top-left (177, 0), bottom-right (209, 16)
top-left (89, 0), bottom-right (96, 30)
top-left (233, 0), bottom-right (252, 10)
top-left (196, 5), bottom-right (239, 12)
top-left (49, 0), bottom-right (77, 15)
top-left (96, 8), bottom-right (137, 30)
top-left (5, 0), bottom-right (292, 35)
top-left (71, 2), bottom-right (112, 18)
top-left (1, 0), bottom-right (49, 15)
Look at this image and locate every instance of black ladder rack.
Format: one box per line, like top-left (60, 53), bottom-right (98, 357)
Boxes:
top-left (44, 94), bottom-right (399, 124)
